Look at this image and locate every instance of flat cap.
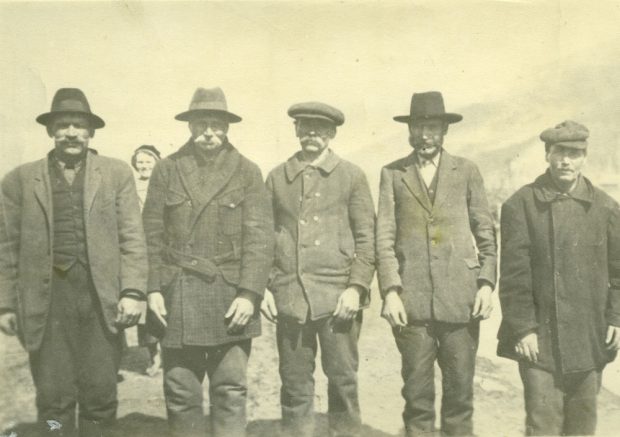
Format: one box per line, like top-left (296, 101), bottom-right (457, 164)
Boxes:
top-left (540, 120), bottom-right (589, 149)
top-left (288, 101), bottom-right (345, 126)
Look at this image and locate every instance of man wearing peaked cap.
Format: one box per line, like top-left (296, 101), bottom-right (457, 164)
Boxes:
top-left (142, 87), bottom-right (273, 437)
top-left (262, 101), bottom-right (375, 436)
top-left (376, 91), bottom-right (497, 436)
top-left (0, 88), bottom-right (147, 436)
top-left (498, 120), bottom-right (620, 435)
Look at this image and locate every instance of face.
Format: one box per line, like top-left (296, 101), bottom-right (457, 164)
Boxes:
top-left (546, 145), bottom-right (587, 187)
top-left (135, 152), bottom-right (157, 179)
top-left (189, 115), bottom-right (229, 152)
top-left (409, 118), bottom-right (448, 159)
top-left (295, 118), bottom-right (336, 155)
top-left (48, 114), bottom-right (92, 159)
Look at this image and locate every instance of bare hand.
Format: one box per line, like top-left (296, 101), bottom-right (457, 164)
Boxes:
top-left (115, 297), bottom-right (143, 327)
top-left (225, 292), bottom-right (255, 334)
top-left (381, 290), bottom-right (408, 328)
top-left (472, 284), bottom-right (493, 319)
top-left (0, 312), bottom-right (17, 336)
top-left (333, 287), bottom-right (361, 321)
top-left (148, 292), bottom-right (168, 327)
top-left (606, 325), bottom-right (620, 351)
top-left (260, 289), bottom-right (278, 323)
top-left (515, 332), bottom-right (539, 363)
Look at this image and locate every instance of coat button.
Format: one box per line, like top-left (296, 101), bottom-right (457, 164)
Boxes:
top-left (315, 192), bottom-right (321, 197)
top-left (313, 216), bottom-right (319, 221)
top-left (229, 203), bottom-right (236, 208)
top-left (300, 219), bottom-right (307, 225)
top-left (314, 240), bottom-right (321, 246)
top-left (191, 259), bottom-right (198, 266)
top-left (431, 239), bottom-right (437, 246)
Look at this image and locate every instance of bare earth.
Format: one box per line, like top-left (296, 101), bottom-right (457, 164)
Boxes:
top-left (2, 293), bottom-right (620, 436)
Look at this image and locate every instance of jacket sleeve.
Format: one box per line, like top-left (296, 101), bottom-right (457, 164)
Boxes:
top-left (115, 162), bottom-right (148, 297)
top-left (606, 201), bottom-right (620, 327)
top-left (376, 167), bottom-right (402, 297)
top-left (142, 161), bottom-right (168, 293)
top-left (0, 170), bottom-right (21, 312)
top-left (467, 164), bottom-right (498, 287)
top-left (498, 197), bottom-right (538, 341)
top-left (347, 167), bottom-right (376, 297)
top-left (237, 163), bottom-right (275, 298)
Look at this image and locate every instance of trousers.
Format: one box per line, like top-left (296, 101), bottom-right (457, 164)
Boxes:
top-left (28, 263), bottom-right (122, 437)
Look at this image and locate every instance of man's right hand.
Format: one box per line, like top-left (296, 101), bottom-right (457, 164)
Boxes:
top-left (0, 312), bottom-right (17, 336)
top-left (148, 292), bottom-right (168, 327)
top-left (515, 331), bottom-right (539, 363)
top-left (381, 290), bottom-right (408, 328)
top-left (260, 289), bottom-right (278, 324)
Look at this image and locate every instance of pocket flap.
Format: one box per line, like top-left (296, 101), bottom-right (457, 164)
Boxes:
top-left (464, 257), bottom-right (480, 269)
top-left (165, 189), bottom-right (188, 206)
top-left (218, 189), bottom-right (245, 209)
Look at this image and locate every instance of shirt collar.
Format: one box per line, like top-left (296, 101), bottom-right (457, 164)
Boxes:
top-left (416, 151), bottom-right (441, 169)
top-left (534, 170), bottom-right (593, 204)
top-left (284, 148), bottom-right (341, 181)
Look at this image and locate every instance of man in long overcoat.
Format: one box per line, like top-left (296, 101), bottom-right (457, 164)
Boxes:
top-left (0, 88), bottom-right (147, 436)
top-left (498, 120), bottom-right (620, 435)
top-left (376, 91), bottom-right (497, 436)
top-left (142, 87), bottom-right (273, 437)
top-left (260, 102), bottom-right (375, 436)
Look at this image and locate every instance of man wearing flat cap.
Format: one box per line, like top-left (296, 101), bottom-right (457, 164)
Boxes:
top-left (376, 91), bottom-right (497, 436)
top-left (498, 120), bottom-right (620, 435)
top-left (142, 87), bottom-right (273, 437)
top-left (0, 88), bottom-right (147, 436)
top-left (261, 102), bottom-right (375, 436)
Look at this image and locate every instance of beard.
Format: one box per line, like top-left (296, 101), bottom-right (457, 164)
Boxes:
top-left (409, 135), bottom-right (442, 159)
top-left (55, 140), bottom-right (88, 164)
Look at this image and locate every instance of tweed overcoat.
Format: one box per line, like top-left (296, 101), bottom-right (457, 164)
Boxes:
top-left (376, 150), bottom-right (497, 323)
top-left (0, 150), bottom-right (148, 352)
top-left (498, 172), bottom-right (620, 373)
top-left (142, 142), bottom-right (273, 347)
top-left (266, 150), bottom-right (375, 323)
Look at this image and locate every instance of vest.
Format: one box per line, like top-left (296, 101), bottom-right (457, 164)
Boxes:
top-left (50, 161), bottom-right (88, 271)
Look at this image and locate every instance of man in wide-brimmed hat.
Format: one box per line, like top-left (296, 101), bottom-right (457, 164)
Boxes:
top-left (0, 88), bottom-right (147, 436)
top-left (142, 87), bottom-right (273, 437)
top-left (376, 91), bottom-right (497, 436)
top-left (498, 121), bottom-right (620, 435)
top-left (261, 101), bottom-right (375, 437)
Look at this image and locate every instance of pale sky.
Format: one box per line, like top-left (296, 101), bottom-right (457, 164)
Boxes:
top-left (1, 1), bottom-right (619, 180)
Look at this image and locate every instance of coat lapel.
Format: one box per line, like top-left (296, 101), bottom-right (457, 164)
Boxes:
top-left (400, 154), bottom-right (433, 213)
top-left (83, 152), bottom-right (102, 214)
top-left (432, 151), bottom-right (458, 211)
top-left (33, 157), bottom-right (52, 228)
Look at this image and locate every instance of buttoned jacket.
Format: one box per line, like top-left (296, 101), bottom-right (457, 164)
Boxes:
top-left (376, 150), bottom-right (497, 323)
top-left (266, 150), bottom-right (375, 322)
top-left (0, 150), bottom-right (148, 351)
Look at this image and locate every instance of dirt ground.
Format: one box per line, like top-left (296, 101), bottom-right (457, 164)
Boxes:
top-left (2, 292), bottom-right (620, 436)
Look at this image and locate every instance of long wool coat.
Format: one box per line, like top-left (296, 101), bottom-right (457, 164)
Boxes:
top-left (376, 150), bottom-right (497, 323)
top-left (498, 172), bottom-right (620, 373)
top-left (0, 150), bottom-right (148, 352)
top-left (142, 142), bottom-right (273, 347)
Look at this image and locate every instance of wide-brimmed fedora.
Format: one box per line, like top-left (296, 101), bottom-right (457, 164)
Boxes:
top-left (393, 91), bottom-right (462, 124)
top-left (175, 87), bottom-right (242, 123)
top-left (36, 88), bottom-right (105, 129)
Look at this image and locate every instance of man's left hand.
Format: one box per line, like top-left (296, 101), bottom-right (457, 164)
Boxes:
top-left (115, 297), bottom-right (143, 327)
top-left (333, 287), bottom-right (361, 321)
top-left (225, 291), bottom-right (256, 334)
top-left (472, 284), bottom-right (493, 319)
top-left (606, 325), bottom-right (620, 351)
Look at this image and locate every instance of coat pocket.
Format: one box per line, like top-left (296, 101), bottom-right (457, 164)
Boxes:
top-left (218, 189), bottom-right (245, 235)
top-left (464, 257), bottom-right (480, 269)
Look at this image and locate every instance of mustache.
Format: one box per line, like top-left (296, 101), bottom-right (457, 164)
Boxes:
top-left (58, 140), bottom-right (85, 147)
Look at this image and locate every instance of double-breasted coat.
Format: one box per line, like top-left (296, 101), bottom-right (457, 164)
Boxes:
top-left (266, 150), bottom-right (375, 323)
top-left (0, 150), bottom-right (148, 352)
top-left (142, 142), bottom-right (273, 347)
top-left (376, 150), bottom-right (497, 323)
top-left (498, 172), bottom-right (620, 373)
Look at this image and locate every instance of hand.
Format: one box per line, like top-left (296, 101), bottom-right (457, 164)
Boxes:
top-left (148, 292), bottom-right (168, 328)
top-left (381, 290), bottom-right (408, 328)
top-left (115, 297), bottom-right (143, 327)
top-left (225, 291), bottom-right (255, 334)
top-left (0, 312), bottom-right (17, 336)
top-left (472, 284), bottom-right (493, 319)
top-left (606, 325), bottom-right (620, 351)
top-left (515, 332), bottom-right (539, 363)
top-left (260, 289), bottom-right (278, 324)
top-left (333, 287), bottom-right (361, 321)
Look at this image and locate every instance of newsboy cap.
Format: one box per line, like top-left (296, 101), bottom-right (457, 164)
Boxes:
top-left (288, 102), bottom-right (345, 126)
top-left (36, 88), bottom-right (105, 129)
top-left (540, 120), bottom-right (589, 150)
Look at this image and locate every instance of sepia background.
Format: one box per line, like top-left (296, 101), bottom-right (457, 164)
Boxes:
top-left (1, 1), bottom-right (619, 435)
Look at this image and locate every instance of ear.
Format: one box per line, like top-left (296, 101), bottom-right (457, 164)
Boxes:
top-left (327, 126), bottom-right (337, 139)
top-left (442, 122), bottom-right (449, 135)
top-left (294, 121), bottom-right (302, 138)
top-left (46, 125), bottom-right (54, 138)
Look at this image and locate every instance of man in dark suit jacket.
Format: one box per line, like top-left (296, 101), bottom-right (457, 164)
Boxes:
top-left (143, 87), bottom-right (273, 437)
top-left (0, 88), bottom-right (147, 437)
top-left (376, 92), bottom-right (497, 436)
